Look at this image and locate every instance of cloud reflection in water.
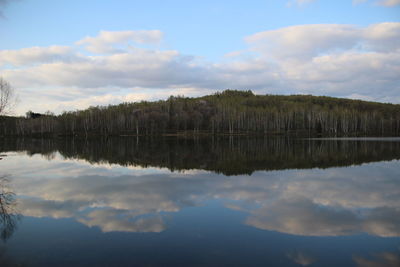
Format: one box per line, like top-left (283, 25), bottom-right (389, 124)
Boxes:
top-left (1, 150), bottom-right (398, 237)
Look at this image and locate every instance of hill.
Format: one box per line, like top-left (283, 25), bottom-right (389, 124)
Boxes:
top-left (1, 90), bottom-right (400, 136)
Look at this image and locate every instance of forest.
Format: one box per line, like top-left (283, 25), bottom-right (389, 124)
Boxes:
top-left (1, 90), bottom-right (400, 137)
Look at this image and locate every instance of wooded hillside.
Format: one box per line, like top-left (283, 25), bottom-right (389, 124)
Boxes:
top-left (1, 90), bottom-right (400, 136)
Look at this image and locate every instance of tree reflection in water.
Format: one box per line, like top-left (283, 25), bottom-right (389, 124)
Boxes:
top-left (2, 137), bottom-right (400, 175)
top-left (0, 176), bottom-right (19, 242)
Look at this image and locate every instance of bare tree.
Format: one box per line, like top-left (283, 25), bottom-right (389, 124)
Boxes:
top-left (0, 175), bottom-right (19, 241)
top-left (0, 78), bottom-right (20, 238)
top-left (0, 77), bottom-right (15, 115)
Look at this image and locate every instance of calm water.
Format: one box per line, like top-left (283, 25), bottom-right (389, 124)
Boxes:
top-left (0, 137), bottom-right (400, 266)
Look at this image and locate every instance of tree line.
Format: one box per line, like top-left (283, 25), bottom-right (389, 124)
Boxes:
top-left (1, 90), bottom-right (400, 136)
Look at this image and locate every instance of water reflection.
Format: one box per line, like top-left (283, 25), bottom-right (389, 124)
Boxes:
top-left (1, 152), bottom-right (399, 237)
top-left (1, 137), bottom-right (400, 175)
top-left (1, 137), bottom-right (400, 266)
top-left (287, 251), bottom-right (316, 266)
top-left (353, 250), bottom-right (400, 267)
top-left (0, 176), bottom-right (19, 241)
top-left (245, 196), bottom-right (400, 237)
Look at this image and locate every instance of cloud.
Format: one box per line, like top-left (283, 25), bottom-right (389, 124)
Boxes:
top-left (76, 30), bottom-right (163, 53)
top-left (364, 22), bottom-right (400, 52)
top-left (352, 0), bottom-right (400, 6)
top-left (1, 23), bottom-right (399, 115)
top-left (0, 46), bottom-right (77, 66)
top-left (378, 0), bottom-right (400, 6)
top-left (3, 48), bottom-right (212, 89)
top-left (353, 0), bottom-right (368, 4)
top-left (244, 23), bottom-right (400, 60)
top-left (286, 0), bottom-right (316, 7)
top-left (241, 22), bottom-right (400, 101)
top-left (296, 0), bottom-right (315, 4)
top-left (12, 86), bottom-right (209, 114)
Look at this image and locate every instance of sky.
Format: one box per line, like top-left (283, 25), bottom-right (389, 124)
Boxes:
top-left (0, 0), bottom-right (399, 115)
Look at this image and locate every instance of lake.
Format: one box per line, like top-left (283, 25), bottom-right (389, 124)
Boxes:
top-left (0, 137), bottom-right (399, 266)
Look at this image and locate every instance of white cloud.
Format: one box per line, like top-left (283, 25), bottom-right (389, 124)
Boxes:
top-left (238, 23), bottom-right (400, 102)
top-left (76, 30), bottom-right (163, 53)
top-left (364, 22), bottom-right (400, 51)
top-left (286, 0), bottom-right (316, 7)
top-left (353, 0), bottom-right (368, 4)
top-left (378, 0), bottom-right (400, 6)
top-left (352, 0), bottom-right (400, 6)
top-left (0, 46), bottom-right (77, 66)
top-left (0, 23), bottom-right (399, 115)
top-left (43, 87), bottom-right (208, 114)
top-left (2, 47), bottom-right (214, 91)
top-left (244, 23), bottom-right (399, 60)
top-left (296, 0), bottom-right (315, 4)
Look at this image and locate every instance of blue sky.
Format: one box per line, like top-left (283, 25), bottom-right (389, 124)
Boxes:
top-left (0, 0), bottom-right (399, 114)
